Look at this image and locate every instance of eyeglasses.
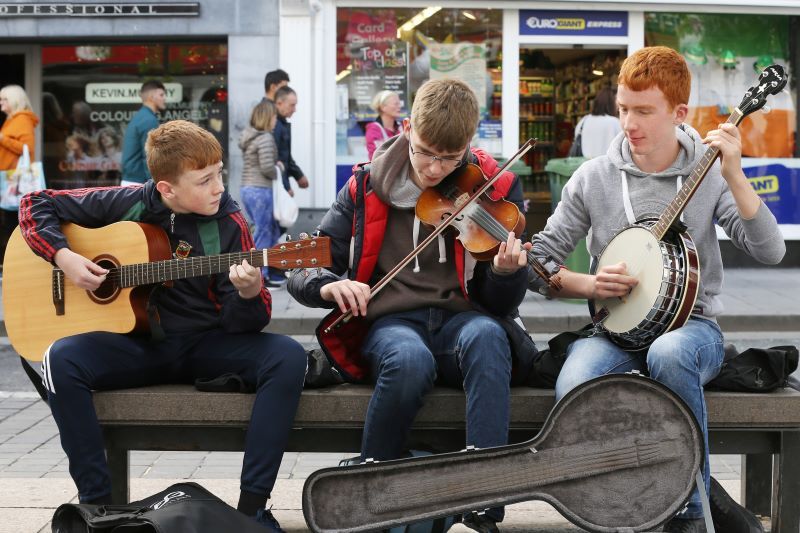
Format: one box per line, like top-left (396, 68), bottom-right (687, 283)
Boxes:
top-left (409, 143), bottom-right (464, 170)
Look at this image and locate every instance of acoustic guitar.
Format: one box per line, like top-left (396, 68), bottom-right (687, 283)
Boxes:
top-left (590, 64), bottom-right (787, 350)
top-left (2, 222), bottom-right (331, 363)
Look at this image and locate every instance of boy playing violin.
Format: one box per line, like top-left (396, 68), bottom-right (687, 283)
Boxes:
top-left (288, 78), bottom-right (531, 532)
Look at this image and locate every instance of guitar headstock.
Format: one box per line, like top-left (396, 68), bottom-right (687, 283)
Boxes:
top-left (267, 236), bottom-right (332, 270)
top-left (738, 64), bottom-right (788, 117)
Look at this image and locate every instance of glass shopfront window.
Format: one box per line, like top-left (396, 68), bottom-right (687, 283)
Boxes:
top-left (645, 13), bottom-right (799, 227)
top-left (335, 8), bottom-right (502, 188)
top-left (41, 43), bottom-right (228, 188)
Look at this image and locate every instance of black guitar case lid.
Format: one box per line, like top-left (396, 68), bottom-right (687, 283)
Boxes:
top-left (302, 373), bottom-right (703, 533)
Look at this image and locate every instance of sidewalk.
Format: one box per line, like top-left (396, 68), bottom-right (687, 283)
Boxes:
top-left (0, 269), bottom-right (796, 531)
top-left (0, 391), bottom-right (752, 533)
top-left (266, 268), bottom-right (800, 334)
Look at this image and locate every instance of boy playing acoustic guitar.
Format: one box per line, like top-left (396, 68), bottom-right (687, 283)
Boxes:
top-left (18, 120), bottom-right (306, 531)
top-left (530, 47), bottom-right (785, 532)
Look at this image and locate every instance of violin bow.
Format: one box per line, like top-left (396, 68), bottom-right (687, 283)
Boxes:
top-left (325, 138), bottom-right (540, 333)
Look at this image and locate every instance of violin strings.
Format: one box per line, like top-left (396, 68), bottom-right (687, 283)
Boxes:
top-left (441, 185), bottom-right (549, 279)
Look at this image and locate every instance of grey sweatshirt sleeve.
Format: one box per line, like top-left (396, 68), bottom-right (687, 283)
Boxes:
top-left (714, 186), bottom-right (785, 265)
top-left (531, 167), bottom-right (593, 265)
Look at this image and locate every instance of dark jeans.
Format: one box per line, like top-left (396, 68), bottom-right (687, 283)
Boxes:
top-left (361, 308), bottom-right (512, 521)
top-left (42, 329), bottom-right (307, 503)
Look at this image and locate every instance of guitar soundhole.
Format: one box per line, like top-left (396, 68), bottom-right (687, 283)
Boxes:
top-left (89, 257), bottom-right (120, 304)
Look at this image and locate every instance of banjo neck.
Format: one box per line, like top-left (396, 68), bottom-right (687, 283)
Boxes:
top-left (650, 108), bottom-right (745, 241)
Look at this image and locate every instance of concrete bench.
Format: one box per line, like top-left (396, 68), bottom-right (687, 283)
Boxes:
top-left (94, 385), bottom-right (800, 532)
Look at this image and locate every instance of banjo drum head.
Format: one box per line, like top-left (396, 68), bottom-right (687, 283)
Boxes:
top-left (594, 226), bottom-right (666, 334)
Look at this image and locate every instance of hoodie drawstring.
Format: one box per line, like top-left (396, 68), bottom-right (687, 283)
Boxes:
top-left (411, 216), bottom-right (446, 273)
top-left (621, 171), bottom-right (684, 225)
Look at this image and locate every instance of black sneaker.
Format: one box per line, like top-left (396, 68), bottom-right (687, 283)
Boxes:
top-left (662, 516), bottom-right (707, 533)
top-left (709, 476), bottom-right (764, 532)
top-left (462, 512), bottom-right (499, 533)
top-left (254, 508), bottom-right (286, 532)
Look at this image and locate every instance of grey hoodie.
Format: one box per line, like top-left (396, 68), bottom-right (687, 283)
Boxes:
top-left (532, 123), bottom-right (785, 319)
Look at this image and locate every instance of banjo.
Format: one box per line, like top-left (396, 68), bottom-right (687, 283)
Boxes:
top-left (590, 64), bottom-right (787, 351)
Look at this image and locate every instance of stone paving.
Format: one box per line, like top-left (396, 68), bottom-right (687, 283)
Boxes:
top-left (0, 390), bottom-right (756, 533)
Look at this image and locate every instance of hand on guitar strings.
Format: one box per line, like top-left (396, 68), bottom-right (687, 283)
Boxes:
top-left (229, 256), bottom-right (264, 300)
top-left (54, 248), bottom-right (109, 290)
top-left (491, 232), bottom-right (531, 275)
top-left (592, 262), bottom-right (638, 300)
top-left (320, 279), bottom-right (371, 317)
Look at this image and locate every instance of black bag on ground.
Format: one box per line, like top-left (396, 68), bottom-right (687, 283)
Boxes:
top-left (707, 344), bottom-right (799, 392)
top-left (51, 482), bottom-right (265, 532)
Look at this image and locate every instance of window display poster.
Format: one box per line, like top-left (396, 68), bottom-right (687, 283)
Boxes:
top-left (428, 42), bottom-right (488, 115)
top-left (645, 13), bottom-right (794, 159)
top-left (343, 10), bottom-right (409, 122)
top-left (41, 44), bottom-right (228, 188)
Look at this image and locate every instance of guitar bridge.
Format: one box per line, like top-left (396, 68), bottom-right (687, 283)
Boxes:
top-left (52, 268), bottom-right (65, 316)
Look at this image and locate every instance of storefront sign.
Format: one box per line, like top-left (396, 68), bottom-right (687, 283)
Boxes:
top-left (520, 10), bottom-right (628, 37)
top-left (85, 82), bottom-right (183, 104)
top-left (0, 3), bottom-right (199, 17)
top-left (743, 162), bottom-right (800, 224)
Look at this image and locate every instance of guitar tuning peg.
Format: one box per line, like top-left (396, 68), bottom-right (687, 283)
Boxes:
top-left (313, 230), bottom-right (321, 238)
top-left (316, 267), bottom-right (321, 277)
top-left (285, 234), bottom-right (292, 242)
top-left (299, 232), bottom-right (309, 240)
top-left (762, 105), bottom-right (771, 114)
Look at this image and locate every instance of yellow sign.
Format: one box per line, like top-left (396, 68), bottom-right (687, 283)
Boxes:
top-left (748, 175), bottom-right (779, 194)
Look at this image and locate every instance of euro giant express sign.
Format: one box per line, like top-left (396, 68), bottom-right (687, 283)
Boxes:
top-left (743, 163), bottom-right (800, 225)
top-left (520, 10), bottom-right (628, 37)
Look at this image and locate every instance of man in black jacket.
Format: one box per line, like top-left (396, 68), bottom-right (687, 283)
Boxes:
top-left (273, 85), bottom-right (309, 196)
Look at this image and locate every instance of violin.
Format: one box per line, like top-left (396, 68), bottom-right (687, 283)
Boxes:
top-left (416, 161), bottom-right (561, 287)
top-left (324, 139), bottom-right (558, 332)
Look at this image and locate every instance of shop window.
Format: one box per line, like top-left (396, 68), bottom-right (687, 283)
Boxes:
top-left (41, 43), bottom-right (228, 189)
top-left (645, 13), bottom-right (798, 226)
top-left (335, 7), bottom-right (502, 178)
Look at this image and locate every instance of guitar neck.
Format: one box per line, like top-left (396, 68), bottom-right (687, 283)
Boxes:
top-left (114, 249), bottom-right (268, 287)
top-left (651, 108), bottom-right (744, 240)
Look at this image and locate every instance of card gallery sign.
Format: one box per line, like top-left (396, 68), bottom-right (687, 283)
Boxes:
top-left (0, 3), bottom-right (199, 17)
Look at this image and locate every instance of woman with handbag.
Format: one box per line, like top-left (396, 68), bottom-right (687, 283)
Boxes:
top-left (239, 99), bottom-right (286, 288)
top-left (0, 84), bottom-right (39, 260)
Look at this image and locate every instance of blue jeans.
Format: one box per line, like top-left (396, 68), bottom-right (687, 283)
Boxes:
top-left (241, 186), bottom-right (283, 281)
top-left (361, 308), bottom-right (512, 521)
top-left (555, 318), bottom-right (724, 519)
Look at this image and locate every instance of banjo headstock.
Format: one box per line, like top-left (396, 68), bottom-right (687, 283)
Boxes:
top-left (738, 64), bottom-right (788, 117)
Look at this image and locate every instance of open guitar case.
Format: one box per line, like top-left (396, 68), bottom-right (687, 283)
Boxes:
top-left (303, 374), bottom-right (704, 533)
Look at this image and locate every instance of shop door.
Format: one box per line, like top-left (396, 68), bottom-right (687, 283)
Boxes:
top-left (518, 46), bottom-right (626, 237)
top-left (0, 54), bottom-right (26, 129)
top-left (0, 53), bottom-right (28, 265)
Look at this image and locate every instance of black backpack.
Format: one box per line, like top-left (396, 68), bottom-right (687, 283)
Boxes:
top-left (707, 344), bottom-right (799, 392)
top-left (51, 482), bottom-right (266, 532)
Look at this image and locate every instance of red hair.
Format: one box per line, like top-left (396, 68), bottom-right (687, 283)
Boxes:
top-left (618, 46), bottom-right (690, 108)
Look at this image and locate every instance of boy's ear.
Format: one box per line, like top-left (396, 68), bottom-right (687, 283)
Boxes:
top-left (155, 179), bottom-right (175, 199)
top-left (674, 103), bottom-right (689, 124)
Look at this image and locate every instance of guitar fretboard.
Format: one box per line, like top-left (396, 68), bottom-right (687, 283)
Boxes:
top-left (110, 250), bottom-right (267, 287)
top-left (651, 108), bottom-right (743, 239)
